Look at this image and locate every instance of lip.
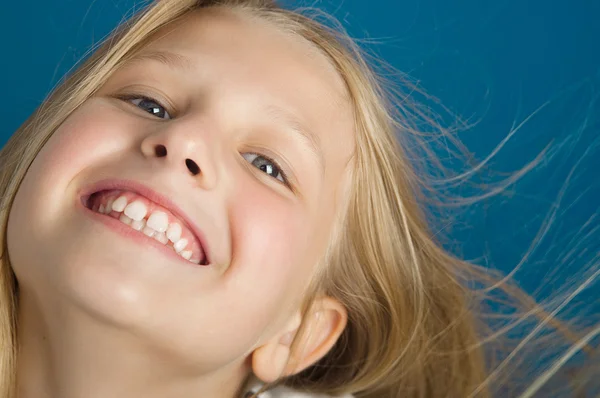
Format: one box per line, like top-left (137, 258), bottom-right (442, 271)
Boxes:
top-left (78, 178), bottom-right (211, 265)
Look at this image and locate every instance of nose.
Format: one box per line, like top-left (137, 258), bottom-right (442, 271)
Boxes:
top-left (153, 144), bottom-right (201, 175)
top-left (140, 123), bottom-right (217, 189)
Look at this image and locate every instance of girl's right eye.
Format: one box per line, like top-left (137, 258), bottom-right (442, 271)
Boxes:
top-left (121, 95), bottom-right (172, 120)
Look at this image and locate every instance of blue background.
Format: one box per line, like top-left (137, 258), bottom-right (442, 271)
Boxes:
top-left (2, 0), bottom-right (599, 344)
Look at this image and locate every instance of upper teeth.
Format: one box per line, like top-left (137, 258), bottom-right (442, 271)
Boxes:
top-left (111, 196), bottom-right (128, 212)
top-left (166, 223), bottom-right (182, 242)
top-left (124, 201), bottom-right (147, 221)
top-left (146, 211), bottom-right (169, 232)
top-left (97, 194), bottom-right (199, 264)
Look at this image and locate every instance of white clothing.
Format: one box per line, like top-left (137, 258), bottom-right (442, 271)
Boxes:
top-left (244, 379), bottom-right (354, 398)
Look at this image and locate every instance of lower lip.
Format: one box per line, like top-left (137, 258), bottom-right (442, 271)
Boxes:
top-left (78, 199), bottom-right (205, 268)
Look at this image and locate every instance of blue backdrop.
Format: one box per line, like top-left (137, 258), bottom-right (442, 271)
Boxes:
top-left (2, 0), bottom-right (599, 331)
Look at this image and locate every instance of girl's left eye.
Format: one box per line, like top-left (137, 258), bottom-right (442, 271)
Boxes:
top-left (126, 96), bottom-right (172, 120)
top-left (242, 153), bottom-right (288, 185)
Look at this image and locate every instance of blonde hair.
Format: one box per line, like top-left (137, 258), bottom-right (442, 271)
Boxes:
top-left (0, 1), bottom-right (597, 397)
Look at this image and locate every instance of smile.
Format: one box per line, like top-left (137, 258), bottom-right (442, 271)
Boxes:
top-left (81, 181), bottom-right (209, 266)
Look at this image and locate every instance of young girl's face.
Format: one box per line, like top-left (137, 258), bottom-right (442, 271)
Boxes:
top-left (7, 8), bottom-right (354, 374)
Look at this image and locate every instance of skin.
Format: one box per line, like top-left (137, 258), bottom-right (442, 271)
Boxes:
top-left (7, 7), bottom-right (355, 398)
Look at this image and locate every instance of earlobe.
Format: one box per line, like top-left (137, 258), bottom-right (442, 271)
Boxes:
top-left (251, 297), bottom-right (348, 383)
top-left (252, 312), bottom-right (302, 383)
top-left (251, 341), bottom-right (292, 383)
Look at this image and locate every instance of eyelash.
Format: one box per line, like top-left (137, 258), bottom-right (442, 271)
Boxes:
top-left (117, 93), bottom-right (173, 120)
top-left (241, 152), bottom-right (290, 186)
top-left (117, 94), bottom-right (292, 188)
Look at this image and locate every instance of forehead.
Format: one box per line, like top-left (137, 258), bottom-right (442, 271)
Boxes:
top-left (150, 7), bottom-right (347, 97)
top-left (131, 7), bottom-right (355, 172)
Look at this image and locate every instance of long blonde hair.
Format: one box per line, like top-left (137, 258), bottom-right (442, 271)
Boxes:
top-left (0, 1), bottom-right (597, 397)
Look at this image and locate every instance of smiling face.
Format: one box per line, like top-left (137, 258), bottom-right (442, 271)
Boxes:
top-left (7, 6), bottom-right (354, 379)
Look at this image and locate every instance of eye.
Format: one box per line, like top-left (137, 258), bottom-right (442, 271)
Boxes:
top-left (242, 153), bottom-right (288, 185)
top-left (124, 95), bottom-right (172, 120)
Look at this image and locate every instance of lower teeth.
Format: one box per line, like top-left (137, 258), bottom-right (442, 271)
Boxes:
top-left (99, 207), bottom-right (200, 264)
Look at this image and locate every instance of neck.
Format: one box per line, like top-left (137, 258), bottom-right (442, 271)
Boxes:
top-left (16, 291), bottom-right (250, 398)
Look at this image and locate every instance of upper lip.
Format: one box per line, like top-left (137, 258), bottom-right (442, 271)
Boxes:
top-left (79, 178), bottom-right (211, 264)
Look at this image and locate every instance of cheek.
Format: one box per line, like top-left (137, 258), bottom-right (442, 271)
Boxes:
top-left (227, 179), bottom-right (314, 308)
top-left (36, 102), bottom-right (133, 185)
top-left (7, 102), bottom-right (134, 281)
top-left (14, 102), bottom-right (131, 217)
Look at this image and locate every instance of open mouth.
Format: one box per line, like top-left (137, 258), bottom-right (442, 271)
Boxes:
top-left (83, 189), bottom-right (208, 266)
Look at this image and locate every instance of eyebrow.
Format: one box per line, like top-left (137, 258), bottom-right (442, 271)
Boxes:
top-left (126, 50), bottom-right (326, 170)
top-left (264, 105), bottom-right (326, 171)
top-left (126, 50), bottom-right (195, 71)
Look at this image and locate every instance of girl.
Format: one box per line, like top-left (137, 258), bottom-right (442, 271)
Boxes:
top-left (0, 0), bottom-right (597, 397)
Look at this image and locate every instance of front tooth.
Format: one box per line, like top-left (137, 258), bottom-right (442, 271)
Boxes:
top-left (180, 250), bottom-right (192, 260)
top-left (154, 232), bottom-right (169, 245)
top-left (131, 219), bottom-right (145, 231)
top-left (112, 196), bottom-right (128, 212)
top-left (124, 201), bottom-right (147, 221)
top-left (142, 226), bottom-right (156, 237)
top-left (166, 223), bottom-right (182, 243)
top-left (146, 211), bottom-right (169, 233)
top-left (173, 238), bottom-right (188, 253)
top-left (119, 214), bottom-right (132, 225)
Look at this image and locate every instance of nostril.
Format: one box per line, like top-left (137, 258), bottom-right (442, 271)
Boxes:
top-left (186, 159), bottom-right (200, 175)
top-left (155, 145), bottom-right (167, 157)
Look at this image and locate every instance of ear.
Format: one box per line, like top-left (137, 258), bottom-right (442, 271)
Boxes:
top-left (252, 297), bottom-right (347, 383)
